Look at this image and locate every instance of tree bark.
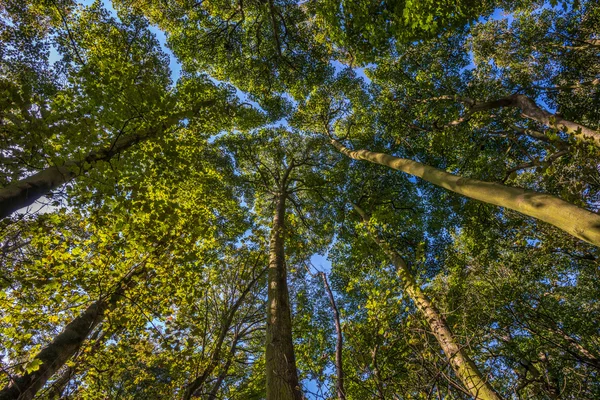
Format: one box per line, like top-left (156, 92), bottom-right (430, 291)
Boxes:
top-left (465, 94), bottom-right (600, 147)
top-left (332, 140), bottom-right (600, 247)
top-left (266, 193), bottom-right (302, 400)
top-left (0, 271), bottom-right (137, 400)
top-left (352, 204), bottom-right (502, 400)
top-left (0, 100), bottom-right (217, 220)
top-left (320, 272), bottom-right (346, 400)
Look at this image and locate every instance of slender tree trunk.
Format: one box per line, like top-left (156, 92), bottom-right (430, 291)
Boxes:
top-left (266, 193), bottom-right (302, 400)
top-left (206, 334), bottom-right (241, 400)
top-left (182, 265), bottom-right (264, 400)
top-left (371, 345), bottom-right (386, 399)
top-left (352, 204), bottom-right (502, 400)
top-left (0, 271), bottom-right (136, 400)
top-left (320, 272), bottom-right (346, 400)
top-left (332, 140), bottom-right (600, 247)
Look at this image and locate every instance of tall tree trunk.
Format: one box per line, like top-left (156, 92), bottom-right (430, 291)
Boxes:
top-left (0, 100), bottom-right (218, 220)
top-left (352, 204), bottom-right (502, 400)
top-left (0, 271), bottom-right (137, 400)
top-left (266, 193), bottom-right (302, 400)
top-left (320, 272), bottom-right (346, 400)
top-left (332, 140), bottom-right (600, 247)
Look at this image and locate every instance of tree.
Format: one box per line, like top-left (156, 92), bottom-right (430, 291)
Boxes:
top-left (220, 129), bottom-right (336, 399)
top-left (331, 138), bottom-right (600, 247)
top-left (352, 202), bottom-right (501, 400)
top-left (0, 1), bottom-right (249, 219)
top-left (3, 0), bottom-right (600, 399)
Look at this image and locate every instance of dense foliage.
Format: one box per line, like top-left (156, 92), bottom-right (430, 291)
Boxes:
top-left (1, 0), bottom-right (599, 399)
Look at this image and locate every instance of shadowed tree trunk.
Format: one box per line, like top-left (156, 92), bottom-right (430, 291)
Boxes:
top-left (266, 193), bottom-right (302, 400)
top-left (0, 269), bottom-right (139, 400)
top-left (353, 203), bottom-right (503, 400)
top-left (332, 140), bottom-right (600, 247)
top-left (0, 102), bottom-right (216, 220)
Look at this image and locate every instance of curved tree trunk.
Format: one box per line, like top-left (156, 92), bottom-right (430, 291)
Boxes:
top-left (332, 140), bottom-right (600, 247)
top-left (437, 93), bottom-right (600, 147)
top-left (0, 271), bottom-right (137, 400)
top-left (352, 204), bottom-right (502, 400)
top-left (266, 193), bottom-right (302, 400)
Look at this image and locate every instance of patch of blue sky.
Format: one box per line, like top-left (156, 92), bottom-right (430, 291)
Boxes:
top-left (310, 252), bottom-right (332, 274)
top-left (331, 59), bottom-right (372, 84)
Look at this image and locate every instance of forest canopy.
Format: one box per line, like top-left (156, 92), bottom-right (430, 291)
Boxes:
top-left (1, 0), bottom-right (599, 399)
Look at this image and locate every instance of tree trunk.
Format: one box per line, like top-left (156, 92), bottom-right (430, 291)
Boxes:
top-left (352, 204), bottom-right (502, 400)
top-left (320, 272), bottom-right (346, 400)
top-left (266, 193), bottom-right (302, 400)
top-left (332, 140), bottom-right (600, 247)
top-left (206, 334), bottom-right (241, 400)
top-left (0, 104), bottom-right (209, 220)
top-left (182, 264), bottom-right (264, 400)
top-left (447, 93), bottom-right (600, 147)
top-left (0, 128), bottom-right (163, 219)
top-left (0, 272), bottom-right (135, 400)
top-left (47, 326), bottom-right (109, 399)
top-left (46, 365), bottom-right (74, 400)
